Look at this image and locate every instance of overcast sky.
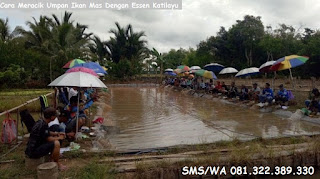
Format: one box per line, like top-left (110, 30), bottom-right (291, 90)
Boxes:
top-left (1, 0), bottom-right (320, 52)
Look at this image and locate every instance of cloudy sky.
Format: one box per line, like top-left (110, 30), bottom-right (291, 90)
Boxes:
top-left (1, 0), bottom-right (320, 52)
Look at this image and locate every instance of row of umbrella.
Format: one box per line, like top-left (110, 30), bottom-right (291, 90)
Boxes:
top-left (165, 55), bottom-right (309, 81)
top-left (63, 59), bottom-right (108, 76)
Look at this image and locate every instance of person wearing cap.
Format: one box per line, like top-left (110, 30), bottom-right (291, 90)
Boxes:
top-left (259, 83), bottom-right (274, 104)
top-left (305, 88), bottom-right (320, 115)
top-left (275, 84), bottom-right (289, 106)
top-left (249, 83), bottom-right (261, 102)
top-left (25, 107), bottom-right (66, 170)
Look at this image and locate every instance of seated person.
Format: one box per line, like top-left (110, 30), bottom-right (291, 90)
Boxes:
top-left (212, 81), bottom-right (222, 93)
top-left (49, 107), bottom-right (75, 140)
top-left (200, 80), bottom-right (206, 89)
top-left (180, 79), bottom-right (187, 88)
top-left (65, 96), bottom-right (87, 132)
top-left (249, 83), bottom-right (261, 101)
top-left (174, 78), bottom-right (180, 87)
top-left (25, 107), bottom-right (66, 170)
top-left (274, 84), bottom-right (289, 106)
top-left (259, 83), bottom-right (274, 104)
top-left (305, 88), bottom-right (320, 115)
top-left (220, 82), bottom-right (228, 95)
top-left (239, 85), bottom-right (249, 101)
top-left (227, 82), bottom-right (238, 98)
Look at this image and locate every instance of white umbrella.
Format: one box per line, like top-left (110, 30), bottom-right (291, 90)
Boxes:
top-left (219, 67), bottom-right (238, 74)
top-left (259, 61), bottom-right (276, 73)
top-left (235, 67), bottom-right (260, 77)
top-left (164, 68), bottom-right (174, 72)
top-left (48, 71), bottom-right (107, 140)
top-left (190, 66), bottom-right (201, 70)
top-left (48, 71), bottom-right (107, 88)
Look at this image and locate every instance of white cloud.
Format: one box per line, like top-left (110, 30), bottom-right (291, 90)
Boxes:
top-left (1, 0), bottom-right (320, 52)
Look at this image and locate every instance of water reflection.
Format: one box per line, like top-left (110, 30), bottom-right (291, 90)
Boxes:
top-left (108, 87), bottom-right (320, 151)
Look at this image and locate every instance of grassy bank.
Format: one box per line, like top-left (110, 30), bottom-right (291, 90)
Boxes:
top-left (0, 89), bottom-right (52, 113)
top-left (1, 135), bottom-right (318, 179)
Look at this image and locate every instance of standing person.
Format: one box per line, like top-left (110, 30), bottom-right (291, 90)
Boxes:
top-left (275, 84), bottom-right (289, 106)
top-left (249, 83), bottom-right (261, 102)
top-left (25, 107), bottom-right (66, 170)
top-left (227, 82), bottom-right (238, 98)
top-left (259, 83), bottom-right (274, 104)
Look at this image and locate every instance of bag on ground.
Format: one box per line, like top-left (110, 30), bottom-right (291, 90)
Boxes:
top-left (1, 113), bottom-right (17, 144)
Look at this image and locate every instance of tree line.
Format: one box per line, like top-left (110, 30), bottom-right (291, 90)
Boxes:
top-left (0, 13), bottom-right (319, 88)
top-left (163, 15), bottom-right (320, 78)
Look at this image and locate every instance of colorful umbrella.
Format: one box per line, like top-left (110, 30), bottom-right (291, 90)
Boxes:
top-left (270, 55), bottom-right (309, 71)
top-left (235, 67), bottom-right (260, 77)
top-left (174, 68), bottom-right (183, 74)
top-left (66, 67), bottom-right (98, 77)
top-left (63, 59), bottom-right (85, 69)
top-left (259, 61), bottom-right (276, 73)
top-left (177, 65), bottom-right (190, 72)
top-left (73, 62), bottom-right (107, 75)
top-left (219, 67), bottom-right (238, 74)
top-left (204, 63), bottom-right (224, 72)
top-left (195, 69), bottom-right (218, 79)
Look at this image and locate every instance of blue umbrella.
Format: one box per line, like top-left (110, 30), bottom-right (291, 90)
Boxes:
top-left (204, 63), bottom-right (225, 72)
top-left (164, 71), bottom-right (177, 76)
top-left (73, 62), bottom-right (107, 75)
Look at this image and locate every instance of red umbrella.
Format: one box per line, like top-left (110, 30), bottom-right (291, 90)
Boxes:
top-left (66, 67), bottom-right (98, 77)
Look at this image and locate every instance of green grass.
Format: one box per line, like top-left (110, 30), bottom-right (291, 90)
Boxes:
top-left (60, 160), bottom-right (117, 179)
top-left (0, 89), bottom-right (52, 113)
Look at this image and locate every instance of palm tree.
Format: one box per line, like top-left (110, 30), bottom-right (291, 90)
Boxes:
top-left (150, 48), bottom-right (164, 82)
top-left (89, 35), bottom-right (108, 64)
top-left (106, 22), bottom-right (147, 63)
top-left (0, 17), bottom-right (21, 42)
top-left (18, 16), bottom-right (53, 54)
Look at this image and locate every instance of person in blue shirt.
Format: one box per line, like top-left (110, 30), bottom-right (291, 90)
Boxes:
top-left (259, 83), bottom-right (274, 104)
top-left (275, 84), bottom-right (289, 106)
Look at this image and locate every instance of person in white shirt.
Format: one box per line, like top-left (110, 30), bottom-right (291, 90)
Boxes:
top-left (68, 87), bottom-right (78, 100)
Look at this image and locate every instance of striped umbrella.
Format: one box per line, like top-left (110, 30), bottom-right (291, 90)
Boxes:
top-left (63, 59), bottom-right (85, 69)
top-left (270, 55), bottom-right (309, 71)
top-left (195, 69), bottom-right (218, 79)
top-left (270, 55), bottom-right (309, 88)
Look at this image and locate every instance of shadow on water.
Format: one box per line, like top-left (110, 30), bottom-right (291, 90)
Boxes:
top-left (107, 87), bottom-right (320, 151)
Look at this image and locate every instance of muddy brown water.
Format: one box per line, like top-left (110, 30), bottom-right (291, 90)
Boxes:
top-left (107, 87), bottom-right (320, 151)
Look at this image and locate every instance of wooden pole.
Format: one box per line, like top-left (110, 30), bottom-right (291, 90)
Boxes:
top-left (289, 68), bottom-right (295, 90)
